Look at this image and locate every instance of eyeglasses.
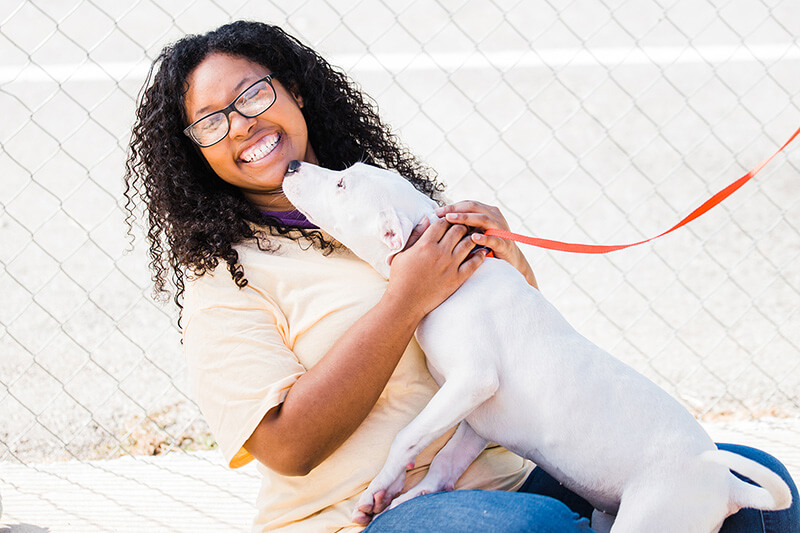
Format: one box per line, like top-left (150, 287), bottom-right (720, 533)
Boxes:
top-left (184, 73), bottom-right (279, 147)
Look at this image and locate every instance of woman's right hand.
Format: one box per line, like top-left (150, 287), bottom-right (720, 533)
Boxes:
top-left (384, 217), bottom-right (487, 320)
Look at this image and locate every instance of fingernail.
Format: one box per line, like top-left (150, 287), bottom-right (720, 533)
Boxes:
top-left (445, 213), bottom-right (458, 221)
top-left (471, 233), bottom-right (483, 242)
top-left (434, 207), bottom-right (444, 215)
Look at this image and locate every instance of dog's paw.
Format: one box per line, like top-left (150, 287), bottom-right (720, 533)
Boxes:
top-left (352, 467), bottom-right (409, 523)
top-left (351, 509), bottom-right (372, 526)
top-left (388, 479), bottom-right (452, 511)
top-left (351, 493), bottom-right (377, 526)
top-left (352, 489), bottom-right (392, 525)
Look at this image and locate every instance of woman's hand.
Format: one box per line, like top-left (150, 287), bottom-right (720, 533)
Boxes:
top-left (436, 201), bottom-right (538, 288)
top-left (385, 217), bottom-right (487, 320)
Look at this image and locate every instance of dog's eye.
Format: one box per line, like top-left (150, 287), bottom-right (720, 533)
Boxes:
top-left (336, 178), bottom-right (346, 189)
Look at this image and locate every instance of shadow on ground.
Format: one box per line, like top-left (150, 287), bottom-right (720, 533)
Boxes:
top-left (0, 525), bottom-right (50, 533)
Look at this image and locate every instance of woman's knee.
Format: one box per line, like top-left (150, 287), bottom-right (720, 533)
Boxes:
top-left (365, 490), bottom-right (592, 532)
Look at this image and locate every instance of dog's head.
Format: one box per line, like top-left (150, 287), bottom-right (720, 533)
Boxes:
top-left (282, 161), bottom-right (438, 278)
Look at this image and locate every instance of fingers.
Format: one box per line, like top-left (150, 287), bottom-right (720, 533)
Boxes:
top-left (452, 230), bottom-right (480, 261)
top-left (418, 216), bottom-right (452, 244)
top-left (438, 221), bottom-right (468, 250)
top-left (435, 199), bottom-right (514, 257)
top-left (469, 231), bottom-right (506, 252)
top-left (435, 201), bottom-right (537, 287)
top-left (420, 216), bottom-right (479, 266)
top-left (436, 201), bottom-right (509, 232)
top-left (413, 216), bottom-right (468, 249)
top-left (443, 211), bottom-right (494, 229)
top-left (401, 217), bottom-right (430, 252)
top-left (472, 232), bottom-right (538, 288)
top-left (458, 246), bottom-right (488, 275)
top-left (436, 200), bottom-right (495, 216)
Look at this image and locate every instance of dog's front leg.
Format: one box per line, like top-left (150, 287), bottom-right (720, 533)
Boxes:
top-left (388, 420), bottom-right (489, 510)
top-left (352, 374), bottom-right (498, 525)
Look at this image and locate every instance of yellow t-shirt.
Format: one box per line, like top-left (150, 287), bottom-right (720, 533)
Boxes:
top-left (182, 232), bottom-right (532, 532)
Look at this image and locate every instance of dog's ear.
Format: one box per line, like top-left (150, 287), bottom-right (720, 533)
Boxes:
top-left (379, 209), bottom-right (414, 257)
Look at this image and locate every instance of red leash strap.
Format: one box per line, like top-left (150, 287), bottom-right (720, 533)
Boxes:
top-left (485, 125), bottom-right (800, 254)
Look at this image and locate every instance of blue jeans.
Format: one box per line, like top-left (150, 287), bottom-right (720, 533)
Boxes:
top-left (364, 443), bottom-right (799, 532)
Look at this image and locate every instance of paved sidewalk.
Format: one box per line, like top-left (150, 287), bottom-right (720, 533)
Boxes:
top-left (0, 451), bottom-right (259, 532)
top-left (1, 419), bottom-right (798, 533)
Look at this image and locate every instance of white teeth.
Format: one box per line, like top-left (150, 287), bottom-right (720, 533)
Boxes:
top-left (242, 133), bottom-right (280, 163)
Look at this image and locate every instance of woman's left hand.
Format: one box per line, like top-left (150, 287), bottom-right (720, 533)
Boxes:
top-left (436, 200), bottom-right (538, 288)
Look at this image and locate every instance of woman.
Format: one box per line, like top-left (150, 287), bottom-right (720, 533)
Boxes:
top-left (125, 20), bottom-right (798, 532)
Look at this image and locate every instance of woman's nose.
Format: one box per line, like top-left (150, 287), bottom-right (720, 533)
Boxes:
top-left (228, 110), bottom-right (257, 139)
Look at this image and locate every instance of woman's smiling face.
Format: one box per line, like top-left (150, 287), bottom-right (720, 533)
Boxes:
top-left (184, 52), bottom-right (318, 211)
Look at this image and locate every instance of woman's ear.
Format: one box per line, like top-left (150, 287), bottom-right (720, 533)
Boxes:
top-left (281, 77), bottom-right (304, 108)
top-left (291, 90), bottom-right (304, 108)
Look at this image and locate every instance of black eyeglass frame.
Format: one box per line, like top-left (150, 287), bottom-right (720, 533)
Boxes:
top-left (183, 73), bottom-right (279, 148)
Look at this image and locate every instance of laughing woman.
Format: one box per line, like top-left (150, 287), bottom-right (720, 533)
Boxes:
top-left (124, 20), bottom-right (798, 532)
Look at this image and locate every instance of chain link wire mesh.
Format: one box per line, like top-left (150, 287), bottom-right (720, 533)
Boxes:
top-left (1, 0), bottom-right (799, 528)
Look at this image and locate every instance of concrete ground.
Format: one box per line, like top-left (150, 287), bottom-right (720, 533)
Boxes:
top-left (1, 419), bottom-right (798, 533)
top-left (0, 450), bottom-right (260, 532)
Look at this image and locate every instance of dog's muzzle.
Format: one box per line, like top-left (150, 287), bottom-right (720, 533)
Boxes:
top-left (286, 160), bottom-right (302, 174)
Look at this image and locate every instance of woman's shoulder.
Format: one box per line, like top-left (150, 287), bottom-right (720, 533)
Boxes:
top-left (183, 231), bottom-right (364, 306)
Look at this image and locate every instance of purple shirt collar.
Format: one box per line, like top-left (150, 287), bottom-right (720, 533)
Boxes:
top-left (261, 209), bottom-right (318, 229)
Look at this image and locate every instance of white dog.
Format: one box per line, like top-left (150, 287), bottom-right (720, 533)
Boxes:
top-left (282, 161), bottom-right (792, 532)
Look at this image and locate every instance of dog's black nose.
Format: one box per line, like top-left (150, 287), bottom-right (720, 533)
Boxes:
top-left (287, 160), bottom-right (301, 174)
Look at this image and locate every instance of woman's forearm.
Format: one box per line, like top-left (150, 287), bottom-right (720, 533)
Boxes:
top-left (244, 291), bottom-right (423, 476)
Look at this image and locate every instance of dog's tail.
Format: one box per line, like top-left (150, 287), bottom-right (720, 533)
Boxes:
top-left (702, 449), bottom-right (792, 511)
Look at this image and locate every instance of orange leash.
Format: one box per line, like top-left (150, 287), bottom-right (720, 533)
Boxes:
top-left (485, 125), bottom-right (800, 254)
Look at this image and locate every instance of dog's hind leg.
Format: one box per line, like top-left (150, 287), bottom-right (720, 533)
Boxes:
top-left (352, 373), bottom-right (499, 524)
top-left (388, 420), bottom-right (489, 510)
top-left (608, 481), bottom-right (714, 533)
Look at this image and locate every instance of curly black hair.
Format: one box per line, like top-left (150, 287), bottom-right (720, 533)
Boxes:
top-left (124, 20), bottom-right (443, 309)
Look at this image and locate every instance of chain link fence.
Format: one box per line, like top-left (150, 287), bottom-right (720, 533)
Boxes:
top-left (1, 0), bottom-right (799, 529)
